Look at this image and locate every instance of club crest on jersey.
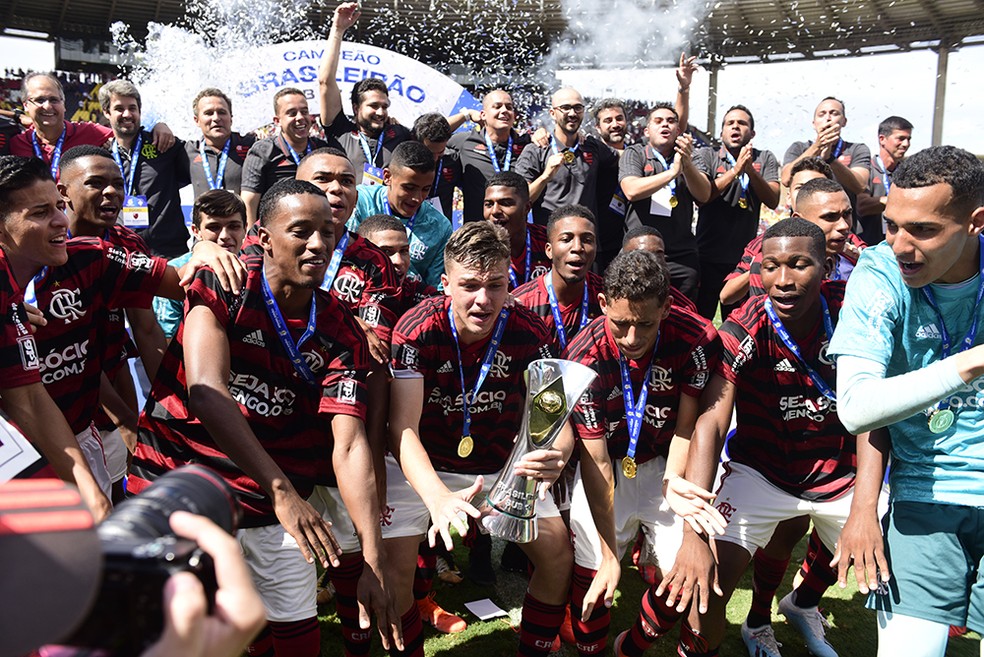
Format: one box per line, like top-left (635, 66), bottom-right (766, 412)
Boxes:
top-left (489, 350), bottom-right (512, 378)
top-left (303, 350), bottom-right (325, 373)
top-left (409, 238), bottom-right (428, 261)
top-left (531, 265), bottom-right (549, 280)
top-left (48, 288), bottom-right (86, 323)
top-left (648, 365), bottom-right (673, 391)
top-left (332, 271), bottom-right (366, 304)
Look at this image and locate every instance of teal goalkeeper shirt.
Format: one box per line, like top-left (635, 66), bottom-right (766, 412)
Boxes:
top-left (348, 184), bottom-right (451, 289)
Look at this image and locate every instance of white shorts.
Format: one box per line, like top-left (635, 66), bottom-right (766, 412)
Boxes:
top-left (99, 428), bottom-right (128, 484)
top-left (570, 456), bottom-right (683, 571)
top-left (237, 523), bottom-right (317, 623)
top-left (309, 486), bottom-right (361, 553)
top-left (78, 424), bottom-right (111, 497)
top-left (379, 453), bottom-right (560, 539)
top-left (712, 461), bottom-right (854, 555)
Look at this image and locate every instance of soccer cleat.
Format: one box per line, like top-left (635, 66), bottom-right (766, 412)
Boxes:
top-left (778, 593), bottom-right (838, 657)
top-left (741, 621), bottom-right (783, 657)
top-left (417, 592), bottom-right (468, 634)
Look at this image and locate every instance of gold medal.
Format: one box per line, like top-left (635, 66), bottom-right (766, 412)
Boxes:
top-left (457, 435), bottom-right (474, 458)
top-left (563, 150), bottom-right (576, 164)
top-left (669, 195), bottom-right (678, 208)
top-left (738, 196), bottom-right (748, 209)
top-left (621, 456), bottom-right (638, 479)
top-left (928, 409), bottom-right (954, 434)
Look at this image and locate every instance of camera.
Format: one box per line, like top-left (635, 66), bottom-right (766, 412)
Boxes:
top-left (62, 464), bottom-right (241, 656)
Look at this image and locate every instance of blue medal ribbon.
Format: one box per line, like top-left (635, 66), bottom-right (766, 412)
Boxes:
top-left (544, 273), bottom-right (590, 350)
top-left (320, 231), bottom-right (351, 292)
top-left (508, 229), bottom-right (532, 289)
top-left (382, 197), bottom-right (420, 234)
top-left (920, 234), bottom-right (984, 414)
top-left (619, 333), bottom-right (660, 464)
top-left (281, 135), bottom-right (311, 166)
top-left (763, 295), bottom-right (837, 401)
top-left (429, 156), bottom-right (443, 198)
top-left (33, 126), bottom-right (67, 178)
top-left (200, 138), bottom-right (231, 190)
top-left (723, 148), bottom-right (749, 206)
top-left (648, 145), bottom-right (677, 200)
top-left (358, 132), bottom-right (385, 168)
top-left (484, 131), bottom-right (513, 173)
top-left (875, 154), bottom-right (892, 193)
top-left (448, 305), bottom-right (510, 440)
top-left (23, 267), bottom-right (48, 307)
top-left (831, 138), bottom-right (845, 159)
top-left (112, 132), bottom-right (143, 198)
top-left (549, 135), bottom-right (580, 160)
top-left (260, 268), bottom-right (318, 384)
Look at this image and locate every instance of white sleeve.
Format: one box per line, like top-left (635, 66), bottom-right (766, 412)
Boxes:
top-left (836, 354), bottom-right (967, 434)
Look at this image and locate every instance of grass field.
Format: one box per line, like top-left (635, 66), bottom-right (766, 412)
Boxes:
top-left (318, 534), bottom-right (981, 656)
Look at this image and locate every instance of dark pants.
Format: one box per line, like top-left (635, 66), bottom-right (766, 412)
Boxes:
top-left (697, 260), bottom-right (740, 320)
top-left (667, 255), bottom-right (700, 304)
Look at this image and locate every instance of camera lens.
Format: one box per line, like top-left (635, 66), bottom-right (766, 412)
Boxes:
top-left (99, 465), bottom-right (239, 540)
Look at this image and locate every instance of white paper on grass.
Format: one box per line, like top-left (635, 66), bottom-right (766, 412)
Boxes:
top-left (0, 415), bottom-right (41, 484)
top-left (464, 598), bottom-right (508, 621)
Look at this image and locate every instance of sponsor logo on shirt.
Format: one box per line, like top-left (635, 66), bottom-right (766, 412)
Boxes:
top-left (18, 335), bottom-right (40, 371)
top-left (48, 288), bottom-right (86, 323)
top-left (361, 304), bottom-right (381, 327)
top-left (128, 252), bottom-right (153, 272)
top-left (774, 358), bottom-right (796, 373)
top-left (437, 360), bottom-right (454, 374)
top-left (338, 378), bottom-right (358, 405)
top-left (229, 372), bottom-right (297, 416)
top-left (779, 394), bottom-right (835, 423)
top-left (242, 329), bottom-right (265, 347)
top-left (40, 340), bottom-right (88, 384)
top-left (915, 323), bottom-right (942, 340)
top-left (401, 345), bottom-right (419, 369)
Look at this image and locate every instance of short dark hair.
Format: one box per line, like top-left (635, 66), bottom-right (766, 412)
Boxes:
top-left (646, 101), bottom-right (677, 124)
top-left (444, 221), bottom-right (510, 273)
top-left (192, 189), bottom-right (246, 229)
top-left (762, 216), bottom-right (826, 262)
top-left (546, 204), bottom-right (595, 239)
top-left (485, 171), bottom-right (529, 204)
top-left (351, 78), bottom-right (389, 110)
top-left (411, 113), bottom-right (452, 143)
top-left (0, 156), bottom-right (54, 219)
top-left (193, 87), bottom-right (233, 116)
top-left (722, 104), bottom-right (755, 131)
top-left (273, 87), bottom-right (306, 115)
top-left (817, 96), bottom-right (846, 116)
top-left (389, 141), bottom-right (436, 175)
top-left (603, 250), bottom-right (670, 305)
top-left (795, 178), bottom-right (846, 209)
top-left (592, 98), bottom-right (626, 123)
top-left (300, 146), bottom-right (350, 164)
top-left (893, 145), bottom-right (984, 218)
top-left (98, 79), bottom-right (142, 112)
top-left (357, 214), bottom-right (406, 239)
top-left (878, 116), bottom-right (913, 137)
top-left (622, 225), bottom-right (664, 247)
top-left (59, 145), bottom-right (115, 176)
top-left (258, 178), bottom-right (325, 226)
top-left (790, 157), bottom-right (834, 180)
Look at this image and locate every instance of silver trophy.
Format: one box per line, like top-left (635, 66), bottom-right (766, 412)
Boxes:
top-left (479, 359), bottom-right (597, 543)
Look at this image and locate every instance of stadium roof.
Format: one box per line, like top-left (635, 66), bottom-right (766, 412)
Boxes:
top-left (4, 0), bottom-right (984, 63)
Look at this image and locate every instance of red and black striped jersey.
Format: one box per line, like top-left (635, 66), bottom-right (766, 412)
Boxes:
top-left (565, 308), bottom-right (720, 464)
top-left (396, 277), bottom-right (437, 319)
top-left (129, 256), bottom-right (371, 526)
top-left (718, 280), bottom-right (855, 501)
top-left (391, 295), bottom-right (553, 474)
top-left (0, 256), bottom-right (41, 389)
top-left (97, 225), bottom-right (150, 379)
top-left (243, 228), bottom-right (399, 341)
top-left (513, 271), bottom-right (603, 352)
top-left (509, 222), bottom-right (551, 290)
top-left (19, 238), bottom-right (166, 434)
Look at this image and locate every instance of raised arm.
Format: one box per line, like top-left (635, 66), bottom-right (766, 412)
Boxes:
top-left (319, 3), bottom-right (361, 127)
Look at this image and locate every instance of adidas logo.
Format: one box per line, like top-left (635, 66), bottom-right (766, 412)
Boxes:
top-left (774, 358), bottom-right (796, 373)
top-left (437, 361), bottom-right (454, 374)
top-left (607, 387), bottom-right (622, 401)
top-left (243, 329), bottom-right (265, 347)
top-left (915, 324), bottom-right (942, 340)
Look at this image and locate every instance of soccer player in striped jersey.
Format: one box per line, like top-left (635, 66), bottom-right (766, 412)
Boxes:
top-left (483, 171), bottom-right (551, 289)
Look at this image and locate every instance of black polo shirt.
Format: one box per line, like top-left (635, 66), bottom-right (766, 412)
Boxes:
top-left (447, 128), bottom-right (531, 223)
top-left (186, 132), bottom-right (256, 199)
top-left (241, 134), bottom-right (335, 197)
top-left (324, 109), bottom-right (411, 185)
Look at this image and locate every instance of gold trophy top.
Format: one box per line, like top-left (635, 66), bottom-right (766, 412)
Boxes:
top-left (529, 378), bottom-right (567, 447)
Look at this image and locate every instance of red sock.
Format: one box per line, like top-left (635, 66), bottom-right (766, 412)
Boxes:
top-left (269, 617), bottom-right (320, 657)
top-left (747, 549), bottom-right (790, 628)
top-left (677, 619), bottom-right (719, 657)
top-left (793, 529), bottom-right (836, 608)
top-left (247, 626), bottom-right (275, 657)
top-left (326, 552), bottom-right (371, 657)
top-left (414, 541), bottom-right (436, 602)
top-left (389, 604), bottom-right (424, 657)
top-left (620, 584), bottom-right (682, 657)
top-left (518, 592), bottom-right (567, 656)
top-left (570, 564), bottom-right (610, 656)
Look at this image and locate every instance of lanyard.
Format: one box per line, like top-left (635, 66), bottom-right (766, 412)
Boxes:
top-left (484, 131), bottom-right (513, 173)
top-left (448, 305), bottom-right (509, 439)
top-left (260, 268), bottom-right (318, 384)
top-left (382, 197), bottom-right (419, 234)
top-left (875, 154), bottom-right (892, 192)
top-left (281, 135), bottom-right (311, 166)
top-left (508, 229), bottom-right (531, 289)
top-left (200, 138), bottom-right (231, 190)
top-left (358, 132), bottom-right (385, 168)
top-left (831, 138), bottom-right (845, 159)
top-left (33, 126), bottom-right (67, 178)
top-left (723, 148), bottom-right (749, 201)
top-left (922, 234), bottom-right (984, 362)
top-left (648, 145), bottom-right (676, 199)
top-left (619, 333), bottom-right (660, 463)
top-left (544, 273), bottom-right (590, 350)
top-left (112, 133), bottom-right (143, 198)
top-left (23, 267), bottom-right (48, 307)
top-left (549, 135), bottom-right (580, 160)
top-left (763, 295), bottom-right (837, 401)
top-left (429, 156), bottom-right (443, 198)
top-left (320, 231), bottom-right (351, 292)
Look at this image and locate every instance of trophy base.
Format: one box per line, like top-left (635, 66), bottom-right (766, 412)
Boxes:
top-left (479, 501), bottom-right (538, 543)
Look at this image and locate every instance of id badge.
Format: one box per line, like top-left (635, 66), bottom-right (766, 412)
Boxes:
top-left (426, 196), bottom-right (443, 215)
top-left (609, 188), bottom-right (627, 217)
top-left (650, 187), bottom-right (673, 218)
top-left (363, 164), bottom-right (385, 186)
top-left (123, 195), bottom-right (149, 228)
